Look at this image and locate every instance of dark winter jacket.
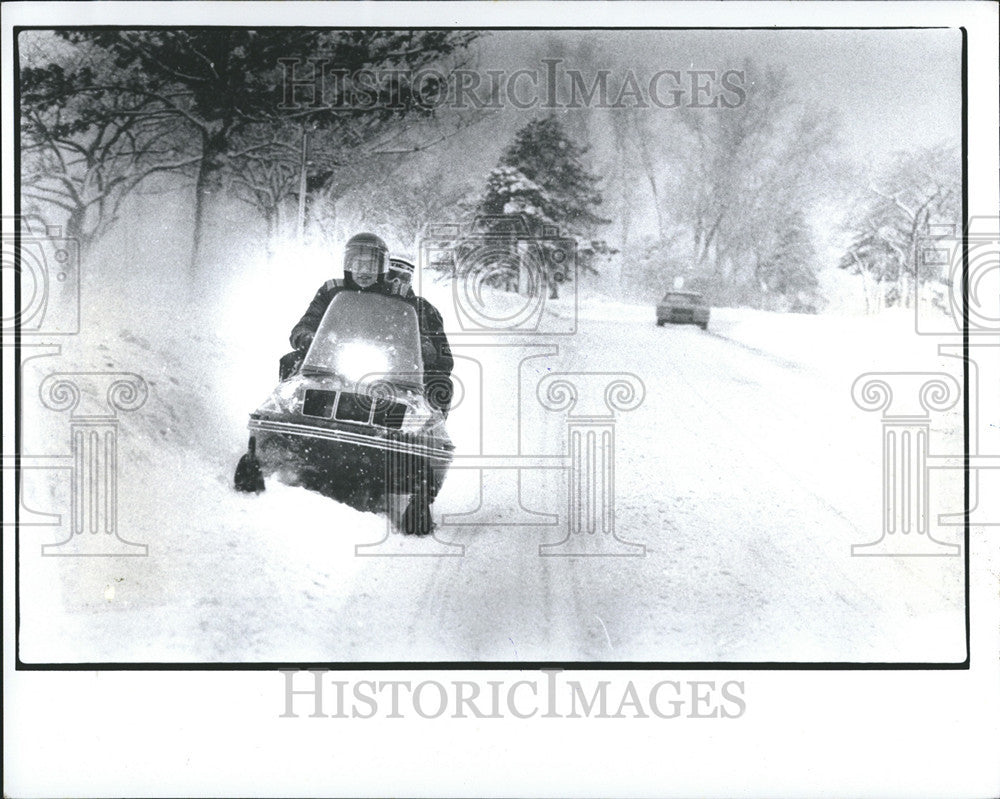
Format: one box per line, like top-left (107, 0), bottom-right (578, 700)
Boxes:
top-left (290, 279), bottom-right (455, 414)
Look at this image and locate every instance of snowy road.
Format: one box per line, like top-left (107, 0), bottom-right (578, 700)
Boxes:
top-left (18, 297), bottom-right (966, 663)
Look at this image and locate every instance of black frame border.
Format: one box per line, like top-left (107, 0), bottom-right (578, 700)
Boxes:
top-left (8, 24), bottom-right (972, 673)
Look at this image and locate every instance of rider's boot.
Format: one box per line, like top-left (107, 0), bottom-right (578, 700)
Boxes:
top-left (401, 492), bottom-right (434, 536)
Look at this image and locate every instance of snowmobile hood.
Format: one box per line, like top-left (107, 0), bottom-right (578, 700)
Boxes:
top-left (301, 290), bottom-right (423, 392)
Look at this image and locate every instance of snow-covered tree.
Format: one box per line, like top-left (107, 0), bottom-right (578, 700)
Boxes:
top-left (839, 141), bottom-right (959, 310)
top-left (21, 29), bottom-right (479, 276)
top-left (664, 60), bottom-right (837, 308)
top-left (756, 210), bottom-right (820, 312)
top-left (482, 115), bottom-right (606, 232)
top-left (472, 115), bottom-right (608, 297)
top-left (20, 39), bottom-right (196, 250)
top-left (839, 223), bottom-right (904, 313)
top-left (480, 166), bottom-right (550, 222)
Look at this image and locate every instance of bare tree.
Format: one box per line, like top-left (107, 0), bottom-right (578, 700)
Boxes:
top-left (20, 42), bottom-right (197, 250)
top-left (840, 141), bottom-right (959, 310)
top-left (667, 60), bottom-right (837, 307)
top-left (305, 111), bottom-right (485, 250)
top-left (21, 30), bottom-right (480, 277)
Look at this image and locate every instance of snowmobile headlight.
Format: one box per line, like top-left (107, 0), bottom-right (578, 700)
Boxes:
top-left (260, 379), bottom-right (302, 414)
top-left (334, 341), bottom-right (391, 384)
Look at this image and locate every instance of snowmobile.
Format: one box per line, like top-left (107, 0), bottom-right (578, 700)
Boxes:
top-left (233, 289), bottom-right (453, 530)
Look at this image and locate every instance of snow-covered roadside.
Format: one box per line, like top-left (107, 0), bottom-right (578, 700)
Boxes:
top-left (14, 268), bottom-right (968, 663)
top-left (708, 305), bottom-right (957, 379)
top-left (576, 293), bottom-right (959, 380)
top-left (575, 292), bottom-right (965, 451)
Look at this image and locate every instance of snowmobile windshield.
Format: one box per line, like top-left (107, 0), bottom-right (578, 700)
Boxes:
top-left (301, 291), bottom-right (424, 390)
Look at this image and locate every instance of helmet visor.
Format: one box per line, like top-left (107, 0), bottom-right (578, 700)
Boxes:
top-left (345, 244), bottom-right (386, 287)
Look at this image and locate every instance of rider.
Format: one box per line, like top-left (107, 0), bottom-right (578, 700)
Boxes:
top-left (287, 233), bottom-right (454, 536)
top-left (288, 232), bottom-right (454, 416)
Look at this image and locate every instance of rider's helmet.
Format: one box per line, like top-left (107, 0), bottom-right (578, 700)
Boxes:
top-left (343, 232), bottom-right (389, 289)
top-left (386, 257), bottom-right (416, 297)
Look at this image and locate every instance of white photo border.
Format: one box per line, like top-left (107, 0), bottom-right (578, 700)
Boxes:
top-left (3, 2), bottom-right (998, 797)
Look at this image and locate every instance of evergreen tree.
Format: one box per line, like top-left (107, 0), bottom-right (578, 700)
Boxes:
top-left (758, 210), bottom-right (820, 312)
top-left (473, 115), bottom-right (607, 297)
top-left (480, 115), bottom-right (606, 233)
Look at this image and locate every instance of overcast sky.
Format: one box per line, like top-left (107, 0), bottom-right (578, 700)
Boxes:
top-left (475, 28), bottom-right (962, 166)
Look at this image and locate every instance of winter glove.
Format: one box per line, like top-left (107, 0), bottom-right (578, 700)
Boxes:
top-left (292, 330), bottom-right (314, 352)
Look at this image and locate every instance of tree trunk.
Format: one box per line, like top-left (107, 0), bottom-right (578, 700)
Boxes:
top-left (635, 135), bottom-right (665, 243)
top-left (861, 270), bottom-right (875, 315)
top-left (191, 129), bottom-right (227, 278)
top-left (264, 206), bottom-right (277, 257)
top-left (191, 153), bottom-right (211, 278)
top-left (64, 207), bottom-right (87, 249)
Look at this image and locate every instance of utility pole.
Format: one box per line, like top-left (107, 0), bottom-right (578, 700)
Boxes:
top-left (296, 126), bottom-right (310, 243)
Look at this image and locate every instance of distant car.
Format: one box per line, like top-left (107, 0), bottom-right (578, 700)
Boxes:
top-left (656, 290), bottom-right (710, 330)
